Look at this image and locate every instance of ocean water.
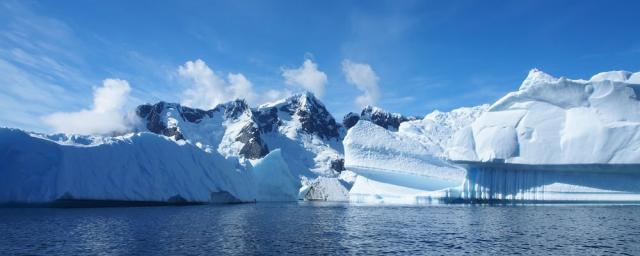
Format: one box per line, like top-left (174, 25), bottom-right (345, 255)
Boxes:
top-left (1, 203), bottom-right (639, 255)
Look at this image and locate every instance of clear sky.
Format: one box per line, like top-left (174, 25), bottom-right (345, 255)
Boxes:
top-left (1, 0), bottom-right (639, 133)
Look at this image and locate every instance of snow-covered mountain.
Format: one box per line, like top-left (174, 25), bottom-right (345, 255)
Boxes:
top-left (343, 106), bottom-right (418, 131)
top-left (136, 92), bottom-right (344, 178)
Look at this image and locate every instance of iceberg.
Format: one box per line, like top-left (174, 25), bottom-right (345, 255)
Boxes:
top-left (0, 128), bottom-right (299, 205)
top-left (343, 105), bottom-right (486, 204)
top-left (448, 69), bottom-right (640, 202)
top-left (251, 149), bottom-right (300, 202)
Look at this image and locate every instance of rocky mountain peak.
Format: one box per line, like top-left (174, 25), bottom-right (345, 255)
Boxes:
top-left (261, 92), bottom-right (341, 140)
top-left (343, 106), bottom-right (418, 131)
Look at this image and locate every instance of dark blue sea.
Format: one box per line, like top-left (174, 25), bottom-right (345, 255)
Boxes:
top-left (1, 203), bottom-right (639, 255)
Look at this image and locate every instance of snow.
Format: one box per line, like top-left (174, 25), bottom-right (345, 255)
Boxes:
top-left (449, 69), bottom-right (640, 164)
top-left (343, 105), bottom-right (485, 204)
top-left (0, 128), bottom-right (298, 204)
top-left (148, 93), bottom-right (344, 179)
top-left (145, 102), bottom-right (244, 156)
top-left (399, 105), bottom-right (488, 155)
top-left (344, 120), bottom-right (464, 181)
top-left (258, 93), bottom-right (344, 178)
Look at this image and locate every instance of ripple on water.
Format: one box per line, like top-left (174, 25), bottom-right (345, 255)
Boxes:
top-left (0, 203), bottom-right (639, 255)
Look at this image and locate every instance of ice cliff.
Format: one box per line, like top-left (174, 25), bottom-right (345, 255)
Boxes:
top-left (0, 128), bottom-right (299, 205)
top-left (447, 69), bottom-right (640, 202)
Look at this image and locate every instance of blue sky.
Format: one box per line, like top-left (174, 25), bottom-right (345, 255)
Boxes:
top-left (1, 0), bottom-right (639, 133)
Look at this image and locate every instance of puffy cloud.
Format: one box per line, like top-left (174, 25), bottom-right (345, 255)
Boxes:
top-left (178, 59), bottom-right (257, 109)
top-left (282, 59), bottom-right (328, 98)
top-left (342, 59), bottom-right (380, 107)
top-left (42, 79), bottom-right (136, 135)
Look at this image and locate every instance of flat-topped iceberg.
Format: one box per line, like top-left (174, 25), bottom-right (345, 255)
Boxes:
top-left (448, 69), bottom-right (640, 164)
top-left (448, 69), bottom-right (640, 202)
top-left (0, 128), bottom-right (299, 205)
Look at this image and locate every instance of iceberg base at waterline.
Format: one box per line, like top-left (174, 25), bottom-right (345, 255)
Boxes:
top-left (346, 163), bottom-right (640, 204)
top-left (456, 162), bottom-right (640, 203)
top-left (346, 167), bottom-right (463, 204)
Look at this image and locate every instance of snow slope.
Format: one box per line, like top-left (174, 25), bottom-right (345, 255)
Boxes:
top-left (0, 128), bottom-right (298, 204)
top-left (448, 69), bottom-right (640, 164)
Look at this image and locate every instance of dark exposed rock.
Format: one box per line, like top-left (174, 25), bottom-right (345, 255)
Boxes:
top-left (215, 99), bottom-right (249, 119)
top-left (278, 93), bottom-right (341, 139)
top-left (237, 124), bottom-right (270, 159)
top-left (253, 107), bottom-right (281, 133)
top-left (357, 106), bottom-right (418, 131)
top-left (342, 112), bottom-right (361, 130)
top-left (180, 106), bottom-right (208, 123)
top-left (330, 158), bottom-right (345, 172)
top-left (136, 102), bottom-right (185, 140)
top-left (135, 93), bottom-right (346, 162)
top-left (136, 100), bottom-right (269, 159)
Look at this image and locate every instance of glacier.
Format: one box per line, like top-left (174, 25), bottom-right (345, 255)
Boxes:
top-left (447, 69), bottom-right (640, 202)
top-left (0, 128), bottom-right (299, 205)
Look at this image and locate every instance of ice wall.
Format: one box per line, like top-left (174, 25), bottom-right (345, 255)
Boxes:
top-left (0, 128), bottom-right (298, 205)
top-left (459, 163), bottom-right (640, 202)
top-left (446, 69), bottom-right (640, 202)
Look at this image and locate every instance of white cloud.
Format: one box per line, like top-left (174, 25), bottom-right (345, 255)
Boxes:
top-left (282, 59), bottom-right (328, 98)
top-left (341, 59), bottom-right (380, 107)
top-left (42, 79), bottom-right (135, 135)
top-left (178, 59), bottom-right (257, 109)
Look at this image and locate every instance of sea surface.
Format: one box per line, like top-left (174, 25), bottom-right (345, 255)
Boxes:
top-left (1, 202), bottom-right (639, 255)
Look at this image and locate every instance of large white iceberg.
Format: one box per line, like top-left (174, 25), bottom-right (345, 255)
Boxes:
top-left (448, 69), bottom-right (640, 202)
top-left (0, 128), bottom-right (299, 205)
